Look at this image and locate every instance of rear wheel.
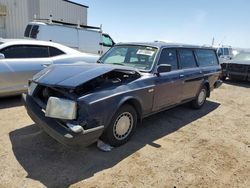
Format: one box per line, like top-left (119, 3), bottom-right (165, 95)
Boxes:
top-left (191, 86), bottom-right (207, 109)
top-left (102, 104), bottom-right (137, 147)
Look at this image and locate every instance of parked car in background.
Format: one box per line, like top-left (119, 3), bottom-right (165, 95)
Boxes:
top-left (23, 42), bottom-right (222, 148)
top-left (221, 52), bottom-right (250, 81)
top-left (0, 39), bottom-right (99, 97)
top-left (24, 20), bottom-right (115, 55)
top-left (216, 46), bottom-right (234, 63)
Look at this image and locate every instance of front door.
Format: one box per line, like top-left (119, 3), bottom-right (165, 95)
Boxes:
top-left (0, 45), bottom-right (52, 94)
top-left (153, 48), bottom-right (184, 111)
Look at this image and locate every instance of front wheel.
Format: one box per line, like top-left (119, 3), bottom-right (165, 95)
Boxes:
top-left (102, 104), bottom-right (137, 147)
top-left (191, 86), bottom-right (207, 109)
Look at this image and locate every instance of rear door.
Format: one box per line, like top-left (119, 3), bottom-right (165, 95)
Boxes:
top-left (195, 49), bottom-right (221, 86)
top-left (0, 45), bottom-right (52, 93)
top-left (153, 48), bottom-right (184, 111)
top-left (78, 29), bottom-right (101, 54)
top-left (178, 49), bottom-right (203, 101)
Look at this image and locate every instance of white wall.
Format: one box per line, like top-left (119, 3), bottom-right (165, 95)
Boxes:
top-left (39, 0), bottom-right (87, 25)
top-left (0, 0), bottom-right (88, 38)
top-left (0, 0), bottom-right (29, 38)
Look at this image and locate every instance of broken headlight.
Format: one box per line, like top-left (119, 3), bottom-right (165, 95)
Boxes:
top-left (45, 97), bottom-right (77, 120)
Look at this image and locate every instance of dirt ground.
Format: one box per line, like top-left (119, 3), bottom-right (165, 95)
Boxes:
top-left (0, 80), bottom-right (249, 188)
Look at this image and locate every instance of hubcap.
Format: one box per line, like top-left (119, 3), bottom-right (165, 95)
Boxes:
top-left (198, 89), bottom-right (206, 105)
top-left (113, 112), bottom-right (133, 140)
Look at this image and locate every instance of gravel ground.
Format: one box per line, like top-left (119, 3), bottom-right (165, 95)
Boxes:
top-left (0, 80), bottom-right (249, 188)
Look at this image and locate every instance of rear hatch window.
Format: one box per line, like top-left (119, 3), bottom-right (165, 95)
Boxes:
top-left (24, 25), bottom-right (32, 37)
top-left (24, 25), bottom-right (39, 39)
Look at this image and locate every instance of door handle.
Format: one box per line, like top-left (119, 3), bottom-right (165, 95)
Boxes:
top-left (42, 63), bottom-right (52, 67)
top-left (179, 74), bottom-right (185, 78)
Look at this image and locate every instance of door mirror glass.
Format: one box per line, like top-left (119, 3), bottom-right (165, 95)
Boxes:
top-left (0, 53), bottom-right (5, 59)
top-left (157, 64), bottom-right (171, 74)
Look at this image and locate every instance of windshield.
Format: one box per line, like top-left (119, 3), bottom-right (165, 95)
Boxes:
top-left (234, 53), bottom-right (250, 61)
top-left (99, 45), bottom-right (158, 71)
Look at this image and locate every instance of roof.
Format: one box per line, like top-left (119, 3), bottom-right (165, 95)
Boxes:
top-left (63, 0), bottom-right (89, 8)
top-left (116, 41), bottom-right (215, 50)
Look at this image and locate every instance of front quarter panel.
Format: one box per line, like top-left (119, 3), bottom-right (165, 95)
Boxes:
top-left (77, 76), bottom-right (155, 129)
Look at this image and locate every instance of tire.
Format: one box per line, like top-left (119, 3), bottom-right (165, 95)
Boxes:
top-left (191, 86), bottom-right (207, 109)
top-left (102, 104), bottom-right (137, 147)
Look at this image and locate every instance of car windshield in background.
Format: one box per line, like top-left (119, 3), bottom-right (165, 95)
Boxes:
top-left (234, 53), bottom-right (250, 61)
top-left (100, 45), bottom-right (158, 71)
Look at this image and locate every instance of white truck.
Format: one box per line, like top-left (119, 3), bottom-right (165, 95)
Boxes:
top-left (216, 45), bottom-right (234, 63)
top-left (24, 19), bottom-right (115, 55)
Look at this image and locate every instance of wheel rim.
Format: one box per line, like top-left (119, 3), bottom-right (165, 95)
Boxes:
top-left (198, 89), bottom-right (206, 105)
top-left (113, 112), bottom-right (133, 140)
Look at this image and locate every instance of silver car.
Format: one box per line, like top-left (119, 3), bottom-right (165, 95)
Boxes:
top-left (0, 39), bottom-right (99, 97)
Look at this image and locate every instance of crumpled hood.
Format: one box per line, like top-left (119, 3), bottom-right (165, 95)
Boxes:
top-left (33, 63), bottom-right (139, 88)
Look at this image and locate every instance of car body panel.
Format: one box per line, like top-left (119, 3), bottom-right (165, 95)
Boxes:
top-left (0, 39), bottom-right (99, 97)
top-left (221, 59), bottom-right (250, 81)
top-left (34, 63), bottom-right (138, 88)
top-left (23, 42), bottom-right (222, 147)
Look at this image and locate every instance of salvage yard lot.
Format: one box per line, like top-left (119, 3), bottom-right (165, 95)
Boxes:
top-left (0, 81), bottom-right (249, 188)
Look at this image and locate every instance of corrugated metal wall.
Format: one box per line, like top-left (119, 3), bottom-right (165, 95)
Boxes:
top-left (27, 0), bottom-right (40, 21)
top-left (0, 0), bottom-right (87, 38)
top-left (39, 0), bottom-right (87, 25)
top-left (0, 0), bottom-right (29, 38)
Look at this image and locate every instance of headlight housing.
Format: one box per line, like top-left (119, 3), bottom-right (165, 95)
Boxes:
top-left (28, 82), bottom-right (37, 96)
top-left (45, 97), bottom-right (77, 120)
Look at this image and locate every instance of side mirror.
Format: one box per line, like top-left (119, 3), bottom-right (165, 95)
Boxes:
top-left (157, 64), bottom-right (171, 75)
top-left (0, 53), bottom-right (5, 59)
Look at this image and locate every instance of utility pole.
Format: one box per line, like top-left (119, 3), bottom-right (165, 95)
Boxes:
top-left (212, 37), bottom-right (215, 46)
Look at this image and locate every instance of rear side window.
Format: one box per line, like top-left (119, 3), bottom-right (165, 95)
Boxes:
top-left (27, 45), bottom-right (49, 58)
top-left (158, 49), bottom-right (178, 70)
top-left (195, 49), bottom-right (218, 66)
top-left (178, 49), bottom-right (197, 69)
top-left (49, 47), bottom-right (65, 57)
top-left (1, 45), bottom-right (49, 58)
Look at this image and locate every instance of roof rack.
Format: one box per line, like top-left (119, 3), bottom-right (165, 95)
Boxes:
top-left (33, 17), bottom-right (101, 30)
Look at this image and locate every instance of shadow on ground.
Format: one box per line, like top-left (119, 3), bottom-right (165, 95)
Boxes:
top-left (0, 96), bottom-right (23, 109)
top-left (9, 100), bottom-right (220, 188)
top-left (223, 79), bottom-right (250, 88)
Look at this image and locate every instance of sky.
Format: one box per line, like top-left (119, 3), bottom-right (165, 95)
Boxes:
top-left (73, 0), bottom-right (250, 48)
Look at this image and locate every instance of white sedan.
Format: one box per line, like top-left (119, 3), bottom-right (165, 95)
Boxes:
top-left (0, 39), bottom-right (99, 97)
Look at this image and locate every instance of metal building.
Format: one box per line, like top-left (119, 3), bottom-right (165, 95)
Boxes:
top-left (0, 0), bottom-right (88, 38)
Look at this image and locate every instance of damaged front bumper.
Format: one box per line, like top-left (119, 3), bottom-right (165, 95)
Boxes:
top-left (22, 93), bottom-right (104, 148)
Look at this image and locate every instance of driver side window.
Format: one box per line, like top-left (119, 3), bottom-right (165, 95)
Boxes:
top-left (158, 48), bottom-right (178, 70)
top-left (102, 34), bottom-right (114, 47)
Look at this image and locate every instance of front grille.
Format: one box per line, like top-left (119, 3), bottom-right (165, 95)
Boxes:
top-left (228, 63), bottom-right (249, 72)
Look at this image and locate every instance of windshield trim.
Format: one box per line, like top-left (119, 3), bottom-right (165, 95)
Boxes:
top-left (99, 45), bottom-right (160, 73)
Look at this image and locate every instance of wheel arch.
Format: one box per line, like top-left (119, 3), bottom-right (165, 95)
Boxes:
top-left (117, 96), bottom-right (143, 122)
top-left (203, 80), bottom-right (210, 97)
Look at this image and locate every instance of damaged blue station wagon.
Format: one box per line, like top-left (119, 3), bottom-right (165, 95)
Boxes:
top-left (23, 42), bottom-right (222, 148)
